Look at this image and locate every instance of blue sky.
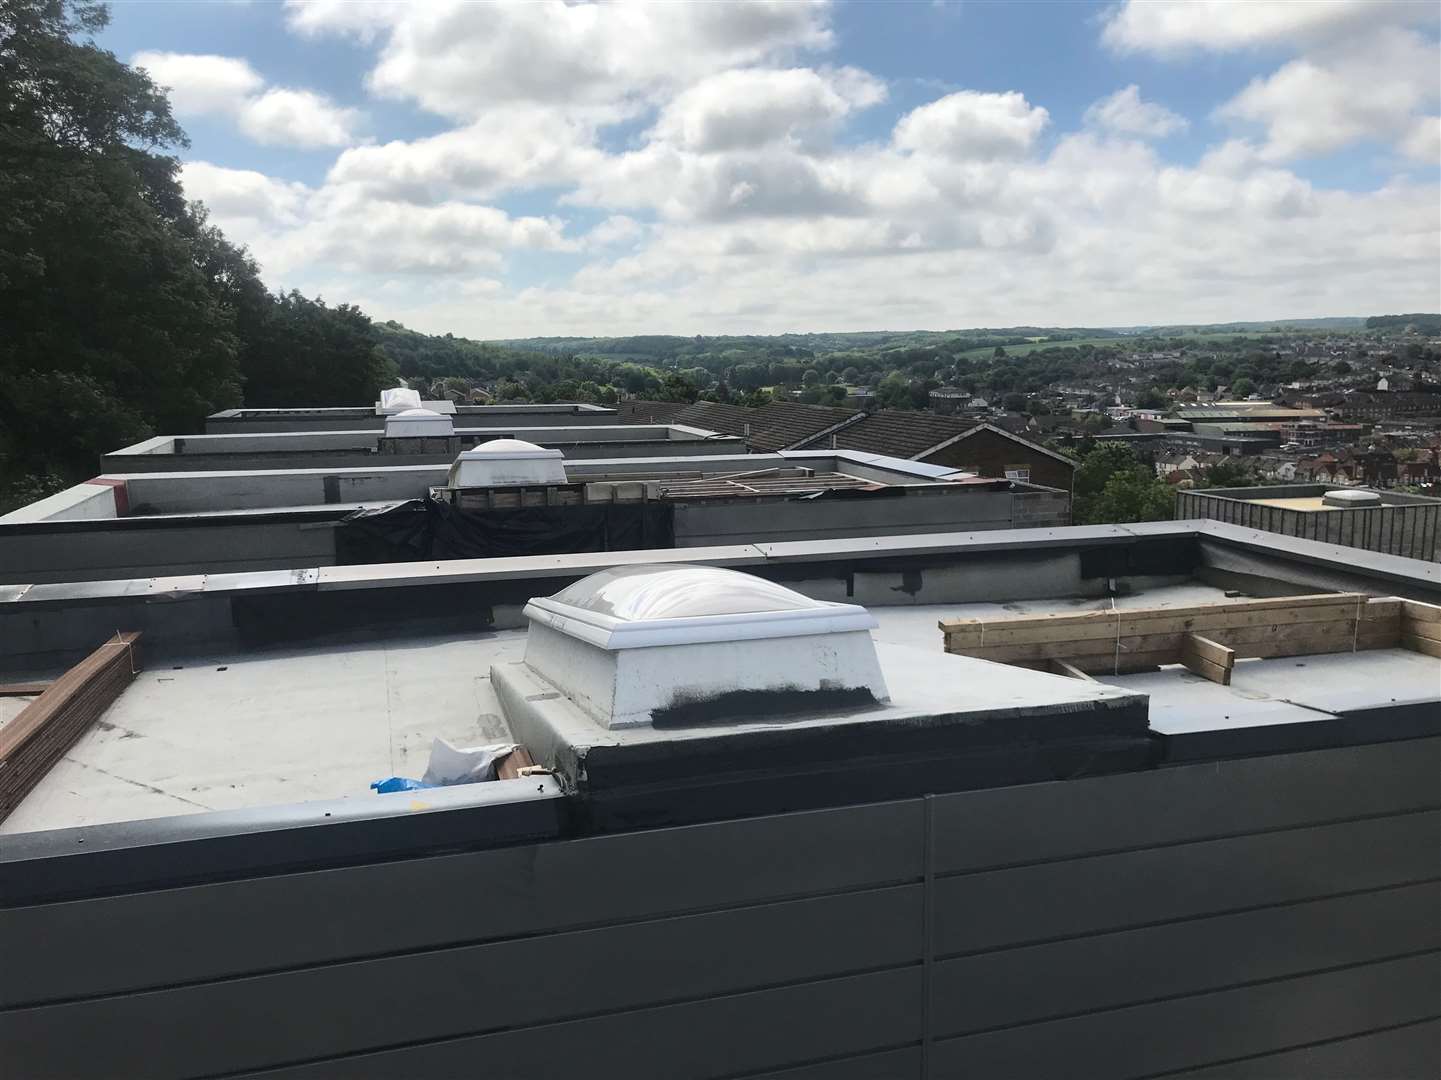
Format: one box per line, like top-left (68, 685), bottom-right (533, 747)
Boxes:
top-left (99, 1), bottom-right (1440, 337)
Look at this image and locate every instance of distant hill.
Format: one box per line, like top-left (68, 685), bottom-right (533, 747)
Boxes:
top-left (490, 321), bottom-right (1391, 355)
top-left (1365, 313), bottom-right (1441, 333)
top-left (490, 327), bottom-right (1128, 358)
top-left (1114, 317), bottom-right (1368, 334)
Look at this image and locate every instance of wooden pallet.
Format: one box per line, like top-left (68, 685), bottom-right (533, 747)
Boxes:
top-left (940, 594), bottom-right (1438, 684)
top-left (0, 633), bottom-right (142, 824)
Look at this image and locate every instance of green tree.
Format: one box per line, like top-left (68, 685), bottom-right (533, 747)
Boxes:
top-left (0, 0), bottom-right (244, 504)
top-left (1085, 468), bottom-right (1175, 524)
top-left (1203, 458), bottom-right (1254, 488)
top-left (1231, 376), bottom-right (1256, 397)
top-left (238, 291), bottom-right (390, 407)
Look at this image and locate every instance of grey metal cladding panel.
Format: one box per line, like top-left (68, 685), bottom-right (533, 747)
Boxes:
top-left (1160, 1018), bottom-right (1441, 1079)
top-left (1, 798), bottom-right (922, 1008)
top-left (927, 952), bottom-right (1441, 1080)
top-left (3, 886), bottom-right (921, 1080)
top-left (931, 881), bottom-right (1441, 1037)
top-left (929, 737), bottom-right (1441, 873)
top-left (236, 967), bottom-right (923, 1080)
top-left (742, 1048), bottom-right (923, 1080)
top-left (933, 810), bottom-right (1441, 956)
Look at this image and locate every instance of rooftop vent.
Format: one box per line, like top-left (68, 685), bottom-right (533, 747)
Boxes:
top-left (1322, 489), bottom-right (1382, 508)
top-left (383, 407), bottom-right (455, 438)
top-left (448, 438), bottom-right (567, 488)
top-left (378, 386), bottom-right (423, 413)
top-left (516, 564), bottom-right (890, 729)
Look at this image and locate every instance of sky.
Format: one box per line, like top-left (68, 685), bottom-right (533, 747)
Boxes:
top-left (100, 0), bottom-right (1441, 339)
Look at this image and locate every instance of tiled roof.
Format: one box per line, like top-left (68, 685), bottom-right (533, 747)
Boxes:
top-left (618, 400), bottom-right (863, 451)
top-left (614, 400), bottom-right (690, 424)
top-left (672, 401), bottom-right (767, 439)
top-left (819, 410), bottom-right (973, 458)
top-left (748, 401), bottom-right (860, 451)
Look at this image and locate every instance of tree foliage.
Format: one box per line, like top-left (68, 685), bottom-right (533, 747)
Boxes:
top-left (1072, 443), bottom-right (1175, 525)
top-left (0, 0), bottom-right (390, 509)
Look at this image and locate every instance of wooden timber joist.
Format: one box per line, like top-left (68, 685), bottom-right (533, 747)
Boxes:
top-left (0, 633), bottom-right (142, 824)
top-left (940, 594), bottom-right (1439, 680)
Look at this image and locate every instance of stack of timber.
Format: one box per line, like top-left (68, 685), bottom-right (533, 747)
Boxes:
top-left (940, 594), bottom-right (1439, 683)
top-left (0, 632), bottom-right (142, 824)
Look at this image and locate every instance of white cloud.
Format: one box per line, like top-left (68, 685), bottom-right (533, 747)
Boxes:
top-left (170, 4), bottom-right (1437, 337)
top-left (326, 108), bottom-right (602, 202)
top-left (286, 0), bottom-right (833, 120)
top-left (652, 67), bottom-right (884, 152)
top-left (1217, 27), bottom-right (1440, 160)
top-left (130, 50), bottom-right (362, 149)
top-left (1100, 0), bottom-right (1432, 55)
top-left (177, 162), bottom-right (571, 280)
top-left (583, 216), bottom-right (646, 251)
top-left (132, 51), bottom-right (263, 113)
top-left (237, 89), bottom-right (361, 149)
top-left (1401, 116), bottom-right (1441, 164)
top-left (1084, 85), bottom-right (1187, 138)
top-left (893, 91), bottom-right (1049, 160)
top-left (180, 161), bottom-right (309, 229)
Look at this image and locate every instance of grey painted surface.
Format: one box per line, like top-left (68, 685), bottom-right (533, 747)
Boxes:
top-left (103, 427), bottom-right (739, 472)
top-left (2, 737), bottom-right (1437, 1079)
top-left (0, 489), bottom-right (1069, 585)
top-left (7, 519), bottom-right (1435, 670)
top-left (1179, 487), bottom-right (1441, 562)
top-left (673, 490), bottom-right (1061, 546)
top-left (204, 404), bottom-right (619, 433)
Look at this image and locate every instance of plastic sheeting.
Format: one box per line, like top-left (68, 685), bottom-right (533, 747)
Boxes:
top-left (336, 496), bottom-right (676, 564)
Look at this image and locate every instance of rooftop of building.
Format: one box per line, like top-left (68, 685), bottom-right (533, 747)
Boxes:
top-left (100, 423), bottom-right (739, 473)
top-left (3, 521), bottom-right (1436, 855)
top-left (1186, 484), bottom-right (1441, 509)
top-left (618, 400), bottom-right (1071, 465)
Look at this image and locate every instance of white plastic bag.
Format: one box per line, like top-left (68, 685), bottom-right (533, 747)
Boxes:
top-left (380, 386), bottom-right (423, 411)
top-left (421, 737), bottom-right (517, 786)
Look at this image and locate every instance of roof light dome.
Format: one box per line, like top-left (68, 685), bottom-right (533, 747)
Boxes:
top-left (514, 564), bottom-right (889, 728)
top-left (384, 407), bottom-right (455, 438)
top-left (1323, 489), bottom-right (1382, 507)
top-left (546, 564), bottom-right (829, 623)
top-left (449, 437), bottom-right (567, 487)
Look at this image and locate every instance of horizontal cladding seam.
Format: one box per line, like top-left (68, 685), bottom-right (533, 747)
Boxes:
top-left (713, 1042), bottom-right (922, 1080)
top-left (0, 879), bottom-right (926, 1012)
top-left (195, 962), bottom-right (926, 1080)
top-left (932, 947), bottom-right (1441, 1045)
top-left (1134, 1016), bottom-right (1441, 1080)
top-left (931, 800), bottom-right (1441, 880)
top-left (931, 875), bottom-right (1441, 963)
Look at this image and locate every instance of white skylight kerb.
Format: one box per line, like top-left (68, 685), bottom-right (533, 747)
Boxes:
top-left (449, 438), bottom-right (567, 487)
top-left (517, 565), bottom-right (890, 729)
top-left (384, 407), bottom-right (455, 438)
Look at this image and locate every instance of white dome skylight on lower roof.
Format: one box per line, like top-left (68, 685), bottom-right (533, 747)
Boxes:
top-left (449, 438), bottom-right (567, 487)
top-left (384, 407), bottom-right (455, 438)
top-left (524, 564), bottom-right (878, 650)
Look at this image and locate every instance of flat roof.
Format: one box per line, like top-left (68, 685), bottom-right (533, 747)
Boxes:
top-left (1247, 496), bottom-right (1335, 511)
top-left (7, 576), bottom-right (1436, 837)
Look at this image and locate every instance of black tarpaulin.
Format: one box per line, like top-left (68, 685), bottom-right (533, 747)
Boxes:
top-left (335, 497), bottom-right (675, 564)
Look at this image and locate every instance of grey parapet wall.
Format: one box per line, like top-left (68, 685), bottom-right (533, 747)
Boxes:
top-left (1, 738), bottom-right (1435, 1078)
top-left (5, 519), bottom-right (1437, 675)
top-left (0, 454), bottom-right (1069, 585)
top-left (102, 424), bottom-right (740, 473)
top-left (1178, 484), bottom-right (1441, 562)
top-left (204, 403), bottom-right (620, 433)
